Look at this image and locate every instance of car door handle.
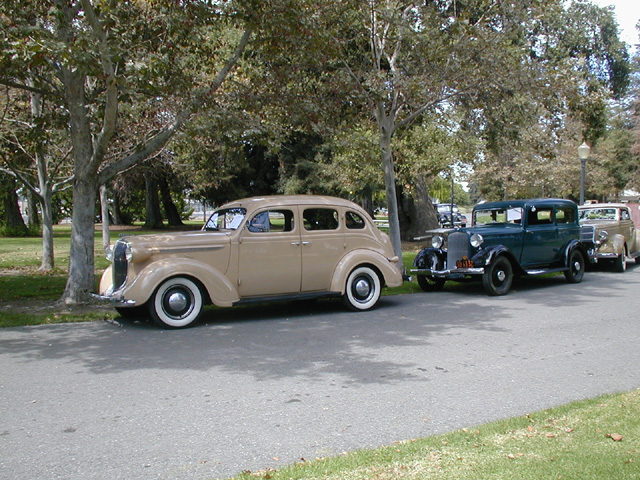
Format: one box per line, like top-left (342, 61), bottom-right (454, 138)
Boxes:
top-left (291, 241), bottom-right (300, 246)
top-left (302, 241), bottom-right (311, 246)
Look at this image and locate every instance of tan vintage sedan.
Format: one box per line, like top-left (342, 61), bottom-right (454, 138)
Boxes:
top-left (579, 203), bottom-right (640, 272)
top-left (98, 195), bottom-right (403, 328)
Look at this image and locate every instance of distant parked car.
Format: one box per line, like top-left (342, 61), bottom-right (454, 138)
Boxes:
top-left (434, 203), bottom-right (467, 227)
top-left (97, 195), bottom-right (403, 328)
top-left (412, 199), bottom-right (588, 295)
top-left (579, 203), bottom-right (640, 272)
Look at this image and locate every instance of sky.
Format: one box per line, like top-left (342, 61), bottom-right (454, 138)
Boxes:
top-left (590, 0), bottom-right (639, 49)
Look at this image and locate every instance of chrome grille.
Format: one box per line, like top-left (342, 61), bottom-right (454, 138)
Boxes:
top-left (580, 225), bottom-right (595, 243)
top-left (447, 231), bottom-right (470, 267)
top-left (112, 241), bottom-right (129, 291)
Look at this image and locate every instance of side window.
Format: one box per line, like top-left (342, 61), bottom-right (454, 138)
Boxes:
top-left (555, 206), bottom-right (575, 224)
top-left (621, 209), bottom-right (631, 221)
top-left (346, 211), bottom-right (366, 230)
top-left (248, 210), bottom-right (295, 233)
top-left (303, 208), bottom-right (339, 231)
top-left (527, 207), bottom-right (553, 225)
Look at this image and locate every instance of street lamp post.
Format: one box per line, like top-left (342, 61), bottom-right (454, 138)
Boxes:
top-left (578, 142), bottom-right (591, 205)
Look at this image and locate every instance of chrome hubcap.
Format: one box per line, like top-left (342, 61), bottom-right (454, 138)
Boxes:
top-left (167, 291), bottom-right (188, 313)
top-left (354, 278), bottom-right (371, 297)
top-left (496, 270), bottom-right (506, 282)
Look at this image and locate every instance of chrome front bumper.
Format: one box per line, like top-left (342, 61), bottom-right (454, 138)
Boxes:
top-left (410, 266), bottom-right (485, 277)
top-left (91, 292), bottom-right (137, 306)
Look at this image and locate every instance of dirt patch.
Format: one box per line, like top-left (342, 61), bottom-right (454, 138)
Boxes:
top-left (1, 299), bottom-right (114, 316)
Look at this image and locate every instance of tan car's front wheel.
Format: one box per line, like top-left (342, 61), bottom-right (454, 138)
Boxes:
top-left (149, 277), bottom-right (204, 328)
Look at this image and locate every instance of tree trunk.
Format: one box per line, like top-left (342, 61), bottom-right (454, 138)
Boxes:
top-left (63, 176), bottom-right (98, 304)
top-left (144, 173), bottom-right (164, 229)
top-left (27, 191), bottom-right (40, 229)
top-left (158, 175), bottom-right (183, 226)
top-left (111, 193), bottom-right (126, 225)
top-left (378, 126), bottom-right (403, 265)
top-left (38, 188), bottom-right (55, 271)
top-left (61, 62), bottom-right (100, 304)
top-left (359, 186), bottom-right (375, 218)
top-left (29, 78), bottom-right (55, 271)
top-left (1, 177), bottom-right (28, 235)
top-left (398, 175), bottom-right (439, 241)
top-left (100, 184), bottom-right (111, 251)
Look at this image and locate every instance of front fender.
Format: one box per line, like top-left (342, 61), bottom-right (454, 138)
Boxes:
top-left (330, 249), bottom-right (403, 293)
top-left (119, 258), bottom-right (239, 307)
top-left (564, 240), bottom-right (589, 264)
top-left (473, 246), bottom-right (522, 273)
top-left (609, 234), bottom-right (626, 255)
top-left (413, 247), bottom-right (445, 270)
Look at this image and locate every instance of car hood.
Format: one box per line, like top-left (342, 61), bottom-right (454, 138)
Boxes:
top-left (460, 223), bottom-right (524, 236)
top-left (118, 230), bottom-right (232, 250)
top-left (580, 219), bottom-right (616, 228)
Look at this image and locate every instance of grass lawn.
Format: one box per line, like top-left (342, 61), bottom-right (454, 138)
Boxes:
top-left (230, 389), bottom-right (640, 480)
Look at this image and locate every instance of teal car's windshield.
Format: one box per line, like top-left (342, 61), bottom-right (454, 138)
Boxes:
top-left (473, 207), bottom-right (523, 226)
top-left (203, 208), bottom-right (247, 231)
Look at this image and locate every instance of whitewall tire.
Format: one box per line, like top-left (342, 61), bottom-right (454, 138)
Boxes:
top-left (149, 277), bottom-right (204, 328)
top-left (343, 266), bottom-right (381, 311)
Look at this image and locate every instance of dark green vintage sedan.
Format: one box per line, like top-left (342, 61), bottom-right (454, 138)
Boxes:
top-left (411, 199), bottom-right (589, 295)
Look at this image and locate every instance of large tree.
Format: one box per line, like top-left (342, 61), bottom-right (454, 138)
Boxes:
top-left (1, 0), bottom-right (258, 302)
top-left (316, 0), bottom-right (580, 258)
top-left (469, 0), bottom-right (630, 202)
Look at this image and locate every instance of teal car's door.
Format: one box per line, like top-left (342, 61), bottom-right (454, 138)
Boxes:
top-left (521, 205), bottom-right (558, 268)
top-left (555, 205), bottom-right (580, 261)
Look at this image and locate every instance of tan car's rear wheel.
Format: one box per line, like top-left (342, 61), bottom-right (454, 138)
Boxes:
top-left (343, 266), bottom-right (381, 311)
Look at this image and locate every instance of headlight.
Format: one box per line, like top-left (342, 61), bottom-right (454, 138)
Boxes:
top-left (105, 245), bottom-right (114, 262)
top-left (470, 233), bottom-right (484, 248)
top-left (432, 235), bottom-right (444, 249)
top-left (125, 242), bottom-right (133, 262)
top-left (598, 230), bottom-right (608, 243)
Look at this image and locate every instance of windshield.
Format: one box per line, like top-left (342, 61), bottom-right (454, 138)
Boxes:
top-left (579, 208), bottom-right (617, 221)
top-left (437, 204), bottom-right (459, 214)
top-left (473, 207), bottom-right (523, 226)
top-left (203, 207), bottom-right (247, 231)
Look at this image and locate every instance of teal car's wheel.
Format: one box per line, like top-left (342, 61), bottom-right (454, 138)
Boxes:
top-left (417, 275), bottom-right (446, 292)
top-left (149, 277), bottom-right (204, 328)
top-left (482, 256), bottom-right (513, 296)
top-left (564, 249), bottom-right (585, 283)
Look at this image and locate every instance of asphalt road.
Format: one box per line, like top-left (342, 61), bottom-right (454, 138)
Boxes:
top-left (2, 267), bottom-right (640, 479)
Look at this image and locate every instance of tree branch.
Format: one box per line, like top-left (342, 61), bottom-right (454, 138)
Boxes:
top-left (97, 26), bottom-right (254, 185)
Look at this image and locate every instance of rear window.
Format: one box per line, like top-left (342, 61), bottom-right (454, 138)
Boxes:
top-left (346, 211), bottom-right (366, 229)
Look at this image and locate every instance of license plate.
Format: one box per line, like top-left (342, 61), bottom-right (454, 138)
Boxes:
top-left (456, 259), bottom-right (474, 268)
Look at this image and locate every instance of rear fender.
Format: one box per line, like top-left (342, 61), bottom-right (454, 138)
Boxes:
top-left (331, 250), bottom-right (403, 293)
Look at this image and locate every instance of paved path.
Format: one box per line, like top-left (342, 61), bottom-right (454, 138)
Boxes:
top-left (1, 267), bottom-right (639, 479)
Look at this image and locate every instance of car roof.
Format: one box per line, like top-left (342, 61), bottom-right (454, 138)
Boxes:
top-left (220, 195), bottom-right (366, 212)
top-left (578, 203), bottom-right (629, 209)
top-left (474, 198), bottom-right (577, 211)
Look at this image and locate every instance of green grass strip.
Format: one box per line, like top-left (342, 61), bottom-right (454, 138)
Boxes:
top-left (231, 389), bottom-right (640, 480)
